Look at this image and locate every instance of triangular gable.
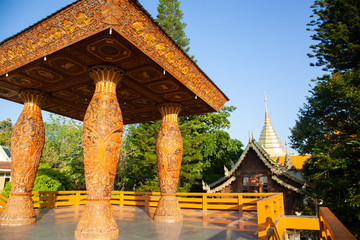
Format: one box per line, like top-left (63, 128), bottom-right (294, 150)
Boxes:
top-left (206, 139), bottom-right (305, 193)
top-left (1, 146), bottom-right (11, 159)
top-left (0, 146), bottom-right (11, 162)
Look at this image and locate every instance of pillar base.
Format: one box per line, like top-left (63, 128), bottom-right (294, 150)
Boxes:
top-left (0, 194), bottom-right (36, 225)
top-left (154, 195), bottom-right (183, 222)
top-left (75, 200), bottom-right (118, 240)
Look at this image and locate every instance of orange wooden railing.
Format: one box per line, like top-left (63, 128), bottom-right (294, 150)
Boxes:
top-left (0, 191), bottom-right (356, 240)
top-left (27, 191), bottom-right (275, 211)
top-left (256, 193), bottom-right (286, 239)
top-left (0, 194), bottom-right (8, 211)
top-left (319, 207), bottom-right (356, 240)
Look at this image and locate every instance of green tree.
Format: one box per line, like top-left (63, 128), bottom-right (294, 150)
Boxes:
top-left (179, 106), bottom-right (243, 188)
top-left (118, 106), bottom-right (243, 192)
top-left (0, 118), bottom-right (12, 146)
top-left (41, 115), bottom-right (85, 189)
top-left (156, 0), bottom-right (191, 53)
top-left (307, 0), bottom-right (360, 71)
top-left (290, 70), bottom-right (360, 237)
top-left (117, 122), bottom-right (160, 192)
top-left (291, 1), bottom-right (360, 237)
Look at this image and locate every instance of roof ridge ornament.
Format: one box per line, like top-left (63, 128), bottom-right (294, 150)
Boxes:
top-left (202, 180), bottom-right (209, 192)
top-left (224, 165), bottom-right (230, 177)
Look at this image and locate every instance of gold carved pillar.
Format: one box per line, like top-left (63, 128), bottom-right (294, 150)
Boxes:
top-left (75, 66), bottom-right (123, 240)
top-left (154, 103), bottom-right (183, 222)
top-left (0, 90), bottom-right (46, 225)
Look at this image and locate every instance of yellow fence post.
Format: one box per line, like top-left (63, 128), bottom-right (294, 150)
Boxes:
top-left (273, 199), bottom-right (278, 220)
top-left (120, 191), bottom-right (124, 206)
top-left (202, 194), bottom-right (207, 211)
top-left (75, 192), bottom-right (80, 206)
top-left (257, 200), bottom-right (267, 239)
top-left (46, 192), bottom-right (53, 209)
top-left (238, 194), bottom-right (243, 214)
top-left (279, 193), bottom-right (284, 215)
top-left (145, 193), bottom-right (150, 208)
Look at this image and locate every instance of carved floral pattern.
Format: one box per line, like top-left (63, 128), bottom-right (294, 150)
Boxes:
top-left (75, 66), bottom-right (123, 240)
top-left (0, 89), bottom-right (46, 225)
top-left (154, 103), bottom-right (183, 222)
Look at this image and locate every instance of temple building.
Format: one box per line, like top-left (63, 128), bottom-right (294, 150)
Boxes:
top-left (203, 99), bottom-right (309, 214)
top-left (0, 146), bottom-right (11, 191)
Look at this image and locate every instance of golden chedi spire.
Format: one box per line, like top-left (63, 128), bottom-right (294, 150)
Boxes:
top-left (258, 93), bottom-right (286, 157)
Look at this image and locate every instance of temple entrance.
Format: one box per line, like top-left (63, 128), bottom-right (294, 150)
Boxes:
top-left (242, 175), bottom-right (268, 193)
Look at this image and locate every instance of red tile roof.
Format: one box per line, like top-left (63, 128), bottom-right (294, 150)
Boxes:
top-left (0, 161), bottom-right (11, 169)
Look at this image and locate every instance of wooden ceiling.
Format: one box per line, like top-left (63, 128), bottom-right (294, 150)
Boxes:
top-left (0, 0), bottom-right (228, 124)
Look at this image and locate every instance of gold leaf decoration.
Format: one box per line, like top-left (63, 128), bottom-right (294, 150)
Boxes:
top-left (165, 52), bottom-right (175, 63)
top-left (76, 12), bottom-right (89, 27)
top-left (62, 20), bottom-right (75, 34)
top-left (16, 45), bottom-right (24, 56)
top-left (26, 39), bottom-right (35, 51)
top-left (132, 22), bottom-right (144, 34)
top-left (7, 50), bottom-right (15, 61)
top-left (144, 33), bottom-right (156, 46)
top-left (38, 33), bottom-right (47, 46)
top-left (0, 55), bottom-right (7, 64)
top-left (156, 43), bottom-right (166, 55)
top-left (182, 67), bottom-right (189, 75)
top-left (49, 27), bottom-right (61, 41)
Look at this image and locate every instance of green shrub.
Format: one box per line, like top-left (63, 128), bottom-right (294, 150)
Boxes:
top-left (1, 181), bottom-right (11, 198)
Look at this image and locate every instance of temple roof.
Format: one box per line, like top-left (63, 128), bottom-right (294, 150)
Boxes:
top-left (0, 162), bottom-right (11, 170)
top-left (204, 139), bottom-right (305, 194)
top-left (0, 0), bottom-right (228, 124)
top-left (272, 155), bottom-right (310, 170)
top-left (258, 96), bottom-right (286, 157)
top-left (0, 146), bottom-right (11, 171)
top-left (0, 146), bottom-right (11, 163)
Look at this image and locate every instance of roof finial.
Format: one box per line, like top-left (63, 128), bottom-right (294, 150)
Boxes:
top-left (264, 92), bottom-right (270, 124)
top-left (202, 180), bottom-right (210, 192)
top-left (264, 91), bottom-right (268, 110)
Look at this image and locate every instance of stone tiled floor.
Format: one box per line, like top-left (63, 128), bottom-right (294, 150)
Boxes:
top-left (0, 206), bottom-right (259, 239)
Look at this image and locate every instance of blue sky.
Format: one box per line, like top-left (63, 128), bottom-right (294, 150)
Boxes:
top-left (0, 0), bottom-right (323, 154)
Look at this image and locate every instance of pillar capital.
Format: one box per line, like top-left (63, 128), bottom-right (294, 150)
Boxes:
top-left (19, 89), bottom-right (46, 113)
top-left (157, 103), bottom-right (182, 122)
top-left (89, 65), bottom-right (124, 94)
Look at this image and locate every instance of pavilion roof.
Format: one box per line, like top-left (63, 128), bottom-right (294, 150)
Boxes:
top-left (0, 0), bottom-right (228, 124)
